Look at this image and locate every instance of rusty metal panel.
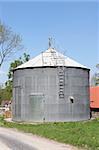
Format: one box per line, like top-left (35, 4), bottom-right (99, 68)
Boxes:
top-left (90, 86), bottom-right (99, 108)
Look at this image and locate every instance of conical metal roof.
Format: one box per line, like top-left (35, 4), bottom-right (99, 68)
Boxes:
top-left (16, 48), bottom-right (88, 69)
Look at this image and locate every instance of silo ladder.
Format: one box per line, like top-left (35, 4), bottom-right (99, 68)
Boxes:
top-left (58, 66), bottom-right (65, 99)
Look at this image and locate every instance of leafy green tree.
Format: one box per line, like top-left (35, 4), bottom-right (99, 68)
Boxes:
top-left (91, 64), bottom-right (99, 86)
top-left (23, 53), bottom-right (30, 62)
top-left (0, 53), bottom-right (30, 103)
top-left (8, 53), bottom-right (30, 80)
top-left (8, 59), bottom-right (23, 80)
top-left (95, 64), bottom-right (99, 85)
top-left (0, 84), bottom-right (12, 105)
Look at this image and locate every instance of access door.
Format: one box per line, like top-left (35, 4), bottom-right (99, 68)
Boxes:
top-left (29, 94), bottom-right (44, 122)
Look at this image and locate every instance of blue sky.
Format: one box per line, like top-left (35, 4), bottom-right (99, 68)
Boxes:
top-left (0, 1), bottom-right (99, 84)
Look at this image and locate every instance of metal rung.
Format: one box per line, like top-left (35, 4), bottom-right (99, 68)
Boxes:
top-left (59, 87), bottom-right (64, 90)
top-left (59, 92), bottom-right (64, 94)
top-left (59, 79), bottom-right (64, 81)
top-left (59, 91), bottom-right (64, 94)
top-left (59, 78), bottom-right (64, 80)
top-left (59, 86), bottom-right (64, 88)
top-left (59, 92), bottom-right (64, 95)
top-left (59, 74), bottom-right (64, 76)
top-left (59, 84), bottom-right (64, 86)
top-left (59, 85), bottom-right (64, 87)
top-left (59, 89), bottom-right (64, 91)
top-left (59, 72), bottom-right (64, 74)
top-left (59, 81), bottom-right (64, 83)
top-left (59, 95), bottom-right (64, 98)
top-left (58, 69), bottom-right (64, 71)
top-left (59, 72), bottom-right (64, 75)
top-left (59, 80), bottom-right (64, 83)
top-left (59, 75), bottom-right (64, 77)
top-left (59, 83), bottom-right (64, 85)
top-left (59, 90), bottom-right (64, 92)
top-left (59, 93), bottom-right (64, 96)
top-left (59, 71), bottom-right (64, 73)
top-left (59, 74), bottom-right (64, 77)
top-left (59, 77), bottom-right (64, 79)
top-left (59, 87), bottom-right (64, 89)
top-left (59, 86), bottom-right (64, 89)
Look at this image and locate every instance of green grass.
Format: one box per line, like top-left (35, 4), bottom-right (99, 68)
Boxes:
top-left (0, 116), bottom-right (99, 150)
top-left (0, 115), bottom-right (5, 126)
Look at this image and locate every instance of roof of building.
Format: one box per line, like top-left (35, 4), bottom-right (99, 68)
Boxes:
top-left (16, 48), bottom-right (89, 69)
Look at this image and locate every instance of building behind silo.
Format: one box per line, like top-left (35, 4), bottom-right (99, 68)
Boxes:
top-left (12, 47), bottom-right (90, 122)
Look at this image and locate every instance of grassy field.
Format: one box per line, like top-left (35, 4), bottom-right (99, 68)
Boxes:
top-left (0, 116), bottom-right (99, 150)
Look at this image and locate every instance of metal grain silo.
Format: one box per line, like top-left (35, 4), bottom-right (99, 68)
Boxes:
top-left (12, 47), bottom-right (90, 122)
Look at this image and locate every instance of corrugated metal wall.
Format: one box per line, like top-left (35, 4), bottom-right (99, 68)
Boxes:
top-left (12, 67), bottom-right (90, 122)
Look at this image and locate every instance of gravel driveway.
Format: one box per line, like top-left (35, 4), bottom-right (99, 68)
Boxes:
top-left (0, 127), bottom-right (79, 150)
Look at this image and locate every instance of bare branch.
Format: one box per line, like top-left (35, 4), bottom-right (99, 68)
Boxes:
top-left (0, 21), bottom-right (23, 67)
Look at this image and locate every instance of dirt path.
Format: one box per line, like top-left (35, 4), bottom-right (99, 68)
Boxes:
top-left (0, 127), bottom-right (79, 150)
top-left (0, 140), bottom-right (10, 150)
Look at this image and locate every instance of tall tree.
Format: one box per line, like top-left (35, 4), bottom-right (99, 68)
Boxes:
top-left (5, 53), bottom-right (30, 100)
top-left (0, 53), bottom-right (30, 103)
top-left (91, 64), bottom-right (99, 86)
top-left (0, 21), bottom-right (23, 67)
top-left (95, 64), bottom-right (99, 85)
top-left (8, 53), bottom-right (30, 80)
